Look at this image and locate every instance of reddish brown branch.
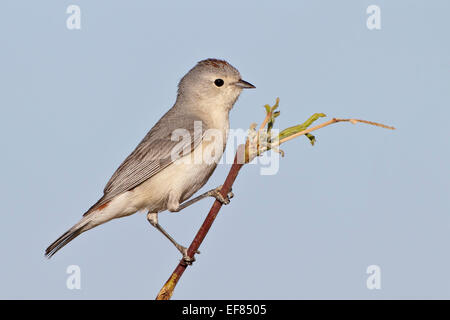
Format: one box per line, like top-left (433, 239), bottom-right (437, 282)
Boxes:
top-left (156, 145), bottom-right (246, 300)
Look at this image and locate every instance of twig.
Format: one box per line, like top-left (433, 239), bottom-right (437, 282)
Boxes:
top-left (276, 118), bottom-right (395, 146)
top-left (259, 97), bottom-right (279, 130)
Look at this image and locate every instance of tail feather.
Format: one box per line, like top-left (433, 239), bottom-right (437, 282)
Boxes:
top-left (45, 218), bottom-right (91, 258)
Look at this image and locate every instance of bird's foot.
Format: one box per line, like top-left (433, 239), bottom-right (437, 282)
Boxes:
top-left (209, 186), bottom-right (234, 205)
top-left (176, 245), bottom-right (200, 266)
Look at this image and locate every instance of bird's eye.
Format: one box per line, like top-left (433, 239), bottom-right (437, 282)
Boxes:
top-left (214, 79), bottom-right (224, 87)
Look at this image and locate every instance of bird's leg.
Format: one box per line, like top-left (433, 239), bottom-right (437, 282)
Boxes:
top-left (172, 185), bottom-right (234, 212)
top-left (146, 212), bottom-right (199, 265)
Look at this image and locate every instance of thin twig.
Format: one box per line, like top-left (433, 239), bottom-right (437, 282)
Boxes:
top-left (259, 112), bottom-right (272, 131)
top-left (259, 97), bottom-right (280, 131)
top-left (276, 118), bottom-right (395, 146)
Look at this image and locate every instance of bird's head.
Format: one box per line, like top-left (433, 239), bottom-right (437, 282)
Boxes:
top-left (177, 59), bottom-right (255, 110)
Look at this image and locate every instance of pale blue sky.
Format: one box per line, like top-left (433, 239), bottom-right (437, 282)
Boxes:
top-left (0, 0), bottom-right (449, 299)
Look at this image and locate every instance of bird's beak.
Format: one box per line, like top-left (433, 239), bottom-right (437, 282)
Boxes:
top-left (234, 79), bottom-right (256, 89)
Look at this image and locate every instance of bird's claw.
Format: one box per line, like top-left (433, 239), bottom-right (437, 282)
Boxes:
top-left (210, 186), bottom-right (233, 205)
top-left (178, 245), bottom-right (200, 266)
top-left (182, 254), bottom-right (195, 266)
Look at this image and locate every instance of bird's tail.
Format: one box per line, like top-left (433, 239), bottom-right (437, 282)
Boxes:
top-left (45, 217), bottom-right (92, 258)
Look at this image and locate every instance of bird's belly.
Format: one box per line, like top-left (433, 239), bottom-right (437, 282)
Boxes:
top-left (129, 136), bottom-right (225, 213)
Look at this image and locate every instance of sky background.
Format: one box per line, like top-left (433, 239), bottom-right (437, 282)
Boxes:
top-left (0, 0), bottom-right (449, 299)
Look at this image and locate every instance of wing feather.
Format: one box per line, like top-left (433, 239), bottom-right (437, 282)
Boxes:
top-left (84, 107), bottom-right (206, 215)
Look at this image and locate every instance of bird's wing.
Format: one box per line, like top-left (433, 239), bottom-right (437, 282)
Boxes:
top-left (84, 108), bottom-right (207, 215)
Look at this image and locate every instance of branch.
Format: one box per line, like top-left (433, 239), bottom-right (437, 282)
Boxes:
top-left (155, 99), bottom-right (395, 300)
top-left (156, 145), bottom-right (246, 300)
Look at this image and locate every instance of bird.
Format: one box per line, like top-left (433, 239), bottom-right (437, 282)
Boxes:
top-left (45, 58), bottom-right (255, 263)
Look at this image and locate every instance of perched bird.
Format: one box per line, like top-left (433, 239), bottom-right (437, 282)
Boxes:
top-left (45, 59), bottom-right (255, 263)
